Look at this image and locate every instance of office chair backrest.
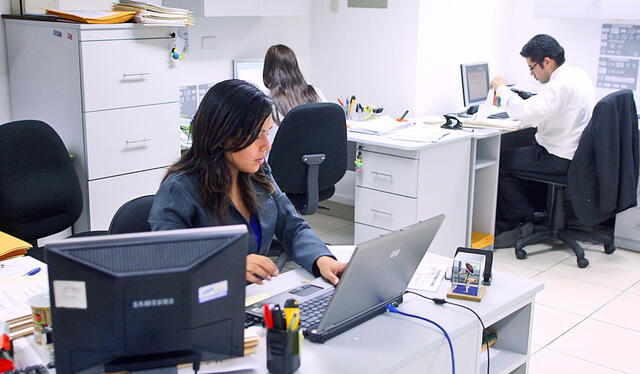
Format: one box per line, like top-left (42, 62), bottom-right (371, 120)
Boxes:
top-left (0, 120), bottom-right (83, 242)
top-left (108, 195), bottom-right (155, 234)
top-left (568, 89), bottom-right (639, 225)
top-left (268, 103), bottom-right (348, 213)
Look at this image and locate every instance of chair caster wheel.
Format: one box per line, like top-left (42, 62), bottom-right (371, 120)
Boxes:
top-left (515, 249), bottom-right (527, 260)
top-left (604, 243), bottom-right (616, 254)
top-left (577, 258), bottom-right (589, 268)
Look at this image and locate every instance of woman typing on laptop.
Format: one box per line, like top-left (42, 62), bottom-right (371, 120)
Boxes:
top-left (149, 79), bottom-right (345, 285)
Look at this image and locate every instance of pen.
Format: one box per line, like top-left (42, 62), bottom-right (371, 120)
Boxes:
top-left (287, 312), bottom-right (299, 331)
top-left (400, 110), bottom-right (409, 120)
top-left (23, 267), bottom-right (41, 276)
top-left (349, 96), bottom-right (356, 118)
top-left (271, 305), bottom-right (285, 330)
top-left (337, 98), bottom-right (344, 108)
top-left (252, 272), bottom-right (265, 282)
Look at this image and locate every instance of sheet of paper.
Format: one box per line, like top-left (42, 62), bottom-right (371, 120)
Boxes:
top-left (328, 245), bottom-right (356, 263)
top-left (408, 263), bottom-right (449, 292)
top-left (244, 292), bottom-right (271, 307)
top-left (0, 256), bottom-right (46, 278)
top-left (0, 278), bottom-right (48, 322)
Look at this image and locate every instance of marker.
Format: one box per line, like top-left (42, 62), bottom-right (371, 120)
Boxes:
top-left (23, 267), bottom-right (41, 276)
top-left (263, 303), bottom-right (274, 329)
top-left (283, 299), bottom-right (299, 330)
top-left (271, 305), bottom-right (285, 330)
top-left (397, 110), bottom-right (409, 122)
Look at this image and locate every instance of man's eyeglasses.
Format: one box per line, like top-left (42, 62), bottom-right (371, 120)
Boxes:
top-left (528, 61), bottom-right (540, 71)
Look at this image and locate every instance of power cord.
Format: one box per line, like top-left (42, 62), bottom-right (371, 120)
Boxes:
top-left (405, 290), bottom-right (490, 374)
top-left (385, 304), bottom-right (455, 374)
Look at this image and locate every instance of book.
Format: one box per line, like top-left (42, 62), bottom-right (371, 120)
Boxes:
top-left (45, 9), bottom-right (137, 24)
top-left (0, 231), bottom-right (31, 261)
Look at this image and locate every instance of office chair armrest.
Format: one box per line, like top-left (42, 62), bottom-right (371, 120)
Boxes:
top-left (300, 153), bottom-right (326, 215)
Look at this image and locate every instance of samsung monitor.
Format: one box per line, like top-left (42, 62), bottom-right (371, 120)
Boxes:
top-left (45, 226), bottom-right (248, 374)
top-left (460, 62), bottom-right (490, 108)
top-left (233, 59), bottom-right (266, 91)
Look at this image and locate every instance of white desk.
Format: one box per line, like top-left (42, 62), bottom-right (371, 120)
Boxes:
top-left (235, 253), bottom-right (543, 374)
top-left (347, 126), bottom-right (502, 258)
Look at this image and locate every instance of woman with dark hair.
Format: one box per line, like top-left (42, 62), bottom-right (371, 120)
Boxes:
top-left (263, 44), bottom-right (327, 142)
top-left (149, 79), bottom-right (345, 285)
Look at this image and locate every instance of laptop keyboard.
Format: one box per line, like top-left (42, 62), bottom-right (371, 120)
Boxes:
top-left (299, 291), bottom-right (334, 329)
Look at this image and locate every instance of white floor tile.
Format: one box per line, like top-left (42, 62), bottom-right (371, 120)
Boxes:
top-left (591, 292), bottom-right (640, 332)
top-left (305, 214), bottom-right (352, 235)
top-left (547, 319), bottom-right (640, 374)
top-left (532, 272), bottom-right (620, 316)
top-left (529, 348), bottom-right (624, 374)
top-left (531, 303), bottom-right (584, 347)
top-left (492, 243), bottom-right (573, 272)
top-left (492, 261), bottom-right (540, 278)
top-left (545, 248), bottom-right (640, 290)
top-left (319, 225), bottom-right (354, 246)
top-left (628, 281), bottom-right (640, 296)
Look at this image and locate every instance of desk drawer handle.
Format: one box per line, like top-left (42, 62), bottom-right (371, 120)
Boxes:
top-left (371, 171), bottom-right (393, 178)
top-left (125, 137), bottom-right (152, 144)
top-left (370, 208), bottom-right (392, 217)
top-left (122, 72), bottom-right (150, 79)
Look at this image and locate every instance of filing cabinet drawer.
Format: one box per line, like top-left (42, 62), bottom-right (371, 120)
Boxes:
top-left (84, 103), bottom-right (180, 180)
top-left (356, 151), bottom-right (419, 197)
top-left (88, 167), bottom-right (166, 230)
top-left (355, 187), bottom-right (417, 231)
top-left (81, 38), bottom-right (178, 111)
top-left (354, 223), bottom-right (391, 245)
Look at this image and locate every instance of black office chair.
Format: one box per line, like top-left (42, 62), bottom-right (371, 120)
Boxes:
top-left (513, 90), bottom-right (638, 268)
top-left (108, 195), bottom-right (155, 234)
top-left (269, 102), bottom-right (348, 215)
top-left (0, 120), bottom-right (90, 262)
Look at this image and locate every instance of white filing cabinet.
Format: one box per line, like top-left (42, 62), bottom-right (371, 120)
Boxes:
top-left (5, 20), bottom-right (180, 232)
top-left (354, 139), bottom-right (472, 258)
top-left (614, 184), bottom-right (640, 252)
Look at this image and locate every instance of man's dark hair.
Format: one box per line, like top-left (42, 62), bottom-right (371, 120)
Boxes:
top-left (520, 34), bottom-right (565, 66)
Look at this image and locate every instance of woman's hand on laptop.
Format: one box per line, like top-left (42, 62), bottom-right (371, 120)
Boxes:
top-left (316, 256), bottom-right (347, 286)
top-left (246, 254), bottom-right (279, 284)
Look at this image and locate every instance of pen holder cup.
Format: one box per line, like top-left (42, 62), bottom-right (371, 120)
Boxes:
top-left (266, 327), bottom-right (302, 374)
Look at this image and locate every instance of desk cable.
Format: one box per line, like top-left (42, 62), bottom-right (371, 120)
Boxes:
top-left (405, 290), bottom-right (489, 374)
top-left (385, 304), bottom-right (455, 374)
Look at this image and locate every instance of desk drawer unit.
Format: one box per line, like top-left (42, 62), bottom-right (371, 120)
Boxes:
top-left (355, 187), bottom-right (417, 231)
top-left (356, 150), bottom-right (419, 197)
top-left (81, 38), bottom-right (178, 112)
top-left (84, 103), bottom-right (179, 180)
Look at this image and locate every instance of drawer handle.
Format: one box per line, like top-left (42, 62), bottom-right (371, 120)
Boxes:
top-left (370, 208), bottom-right (392, 217)
top-left (122, 72), bottom-right (151, 79)
top-left (125, 138), bottom-right (152, 144)
top-left (371, 171), bottom-right (393, 178)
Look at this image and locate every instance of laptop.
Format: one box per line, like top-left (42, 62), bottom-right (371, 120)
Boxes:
top-left (246, 214), bottom-right (444, 343)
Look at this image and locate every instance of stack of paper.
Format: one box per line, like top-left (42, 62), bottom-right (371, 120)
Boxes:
top-left (112, 1), bottom-right (193, 26)
top-left (0, 257), bottom-right (48, 339)
top-left (45, 9), bottom-right (137, 23)
top-left (391, 126), bottom-right (455, 143)
top-left (348, 116), bottom-right (408, 135)
top-left (0, 231), bottom-right (32, 261)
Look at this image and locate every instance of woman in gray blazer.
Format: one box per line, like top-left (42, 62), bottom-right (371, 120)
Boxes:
top-left (149, 79), bottom-right (345, 285)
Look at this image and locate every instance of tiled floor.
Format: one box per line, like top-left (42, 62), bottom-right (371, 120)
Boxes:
top-left (304, 209), bottom-right (640, 374)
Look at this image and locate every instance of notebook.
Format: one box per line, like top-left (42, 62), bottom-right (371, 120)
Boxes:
top-left (246, 214), bottom-right (444, 343)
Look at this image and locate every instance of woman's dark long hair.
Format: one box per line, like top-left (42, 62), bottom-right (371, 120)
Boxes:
top-left (263, 44), bottom-right (320, 124)
top-left (166, 79), bottom-right (274, 219)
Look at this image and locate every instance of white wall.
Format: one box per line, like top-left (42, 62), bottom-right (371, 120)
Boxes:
top-left (310, 0), bottom-right (420, 119)
top-left (178, 15), bottom-right (311, 87)
top-left (0, 2), bottom-right (13, 123)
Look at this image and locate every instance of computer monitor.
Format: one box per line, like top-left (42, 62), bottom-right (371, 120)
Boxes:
top-left (45, 226), bottom-right (248, 374)
top-left (460, 62), bottom-right (490, 109)
top-left (233, 59), bottom-right (266, 91)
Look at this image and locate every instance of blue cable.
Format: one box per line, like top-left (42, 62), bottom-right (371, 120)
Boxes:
top-left (386, 304), bottom-right (455, 374)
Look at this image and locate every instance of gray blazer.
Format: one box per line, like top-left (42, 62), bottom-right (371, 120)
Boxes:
top-left (148, 165), bottom-right (333, 276)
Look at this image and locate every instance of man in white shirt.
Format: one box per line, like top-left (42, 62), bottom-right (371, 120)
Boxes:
top-left (490, 34), bottom-right (596, 248)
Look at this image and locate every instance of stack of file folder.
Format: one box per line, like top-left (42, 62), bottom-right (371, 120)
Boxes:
top-left (113, 0), bottom-right (193, 26)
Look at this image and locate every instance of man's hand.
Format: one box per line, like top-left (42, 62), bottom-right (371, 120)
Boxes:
top-left (246, 254), bottom-right (279, 284)
top-left (316, 256), bottom-right (347, 286)
top-left (491, 76), bottom-right (507, 90)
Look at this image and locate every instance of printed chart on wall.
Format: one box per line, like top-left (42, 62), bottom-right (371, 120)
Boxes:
top-left (598, 24), bottom-right (640, 90)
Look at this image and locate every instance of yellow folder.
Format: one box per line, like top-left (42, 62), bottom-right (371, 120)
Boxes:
top-left (45, 9), bottom-right (137, 24)
top-left (0, 231), bottom-right (32, 261)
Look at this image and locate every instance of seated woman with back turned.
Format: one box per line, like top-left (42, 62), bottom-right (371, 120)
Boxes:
top-left (263, 44), bottom-right (327, 143)
top-left (149, 79), bottom-right (345, 285)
